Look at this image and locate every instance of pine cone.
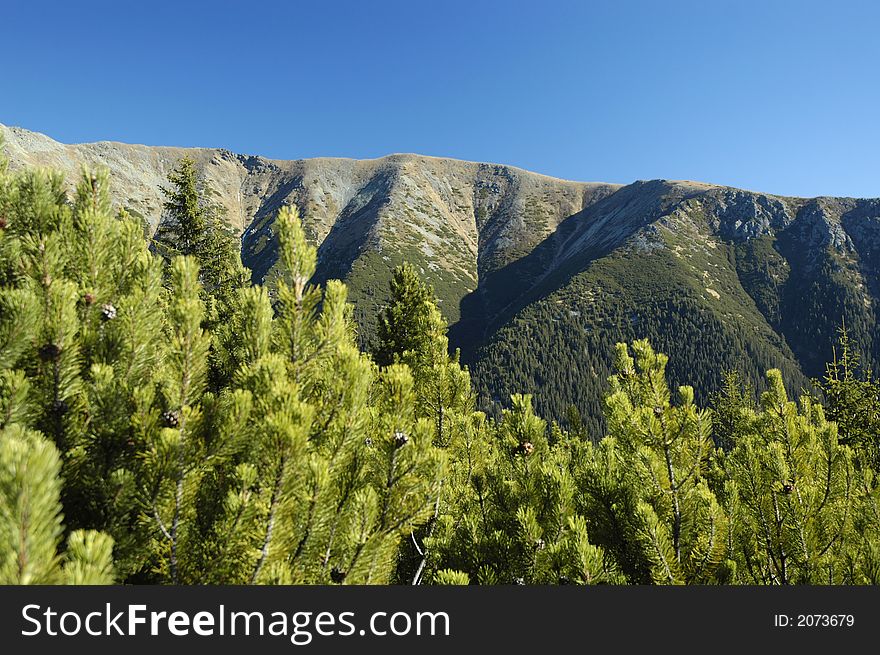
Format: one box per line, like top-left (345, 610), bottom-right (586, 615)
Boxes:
top-left (83, 292), bottom-right (96, 306)
top-left (38, 343), bottom-right (62, 362)
top-left (100, 303), bottom-right (117, 321)
top-left (393, 431), bottom-right (409, 448)
top-left (330, 566), bottom-right (346, 584)
top-left (162, 409), bottom-right (181, 428)
top-left (0, 216), bottom-right (7, 229)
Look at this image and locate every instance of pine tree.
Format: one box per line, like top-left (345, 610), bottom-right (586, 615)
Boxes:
top-left (374, 263), bottom-right (437, 368)
top-left (0, 156), bottom-right (117, 584)
top-left (153, 156), bottom-right (244, 284)
top-left (194, 206), bottom-right (446, 584)
top-left (724, 370), bottom-right (858, 584)
top-left (374, 264), bottom-right (473, 447)
top-left (373, 263), bottom-right (474, 582)
top-left (586, 340), bottom-right (731, 583)
top-left (138, 256), bottom-right (213, 583)
top-left (0, 160), bottom-right (162, 578)
top-left (816, 325), bottom-right (880, 471)
top-left (709, 370), bottom-right (755, 452)
top-left (152, 156), bottom-right (248, 358)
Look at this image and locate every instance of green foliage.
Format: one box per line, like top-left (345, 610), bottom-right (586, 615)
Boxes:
top-left (584, 341), bottom-right (731, 584)
top-left (709, 369), bottom-right (755, 451)
top-left (0, 165), bottom-right (164, 578)
top-left (373, 263), bottom-right (472, 446)
top-left (724, 370), bottom-right (858, 583)
top-left (3, 156), bottom-right (880, 587)
top-left (374, 263), bottom-right (441, 367)
top-left (372, 263), bottom-right (473, 582)
top-left (0, 424), bottom-right (114, 584)
top-left (0, 163), bottom-right (444, 584)
top-left (816, 326), bottom-right (880, 471)
top-left (153, 156), bottom-right (247, 296)
top-left (151, 156), bottom-right (249, 389)
top-left (425, 395), bottom-right (617, 585)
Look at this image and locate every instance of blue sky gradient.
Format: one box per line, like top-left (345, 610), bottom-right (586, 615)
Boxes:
top-left (3, 0), bottom-right (878, 197)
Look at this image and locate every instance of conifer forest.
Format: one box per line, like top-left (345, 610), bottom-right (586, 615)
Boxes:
top-left (4, 148), bottom-right (880, 587)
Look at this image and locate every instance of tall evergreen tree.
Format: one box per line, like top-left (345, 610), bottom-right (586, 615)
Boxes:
top-left (153, 157), bottom-right (248, 312)
top-left (816, 325), bottom-right (880, 471)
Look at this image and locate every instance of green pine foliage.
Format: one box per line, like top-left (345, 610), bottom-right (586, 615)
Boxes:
top-left (722, 371), bottom-right (858, 583)
top-left (371, 263), bottom-right (473, 583)
top-left (152, 156), bottom-right (249, 390)
top-left (709, 370), bottom-right (755, 452)
top-left (3, 152), bottom-right (880, 586)
top-left (424, 395), bottom-right (618, 584)
top-left (373, 262), bottom-right (473, 448)
top-left (578, 341), bottom-right (731, 584)
top-left (816, 326), bottom-right (880, 471)
top-left (0, 424), bottom-right (114, 584)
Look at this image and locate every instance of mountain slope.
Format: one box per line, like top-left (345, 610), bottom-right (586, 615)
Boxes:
top-left (3, 124), bottom-right (878, 429)
top-left (1, 124), bottom-right (617, 337)
top-left (465, 183), bottom-right (880, 429)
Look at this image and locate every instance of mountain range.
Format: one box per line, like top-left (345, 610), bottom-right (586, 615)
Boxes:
top-left (3, 123), bottom-right (878, 430)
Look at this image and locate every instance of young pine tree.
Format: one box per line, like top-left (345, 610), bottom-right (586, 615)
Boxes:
top-left (724, 370), bottom-right (859, 584)
top-left (585, 340), bottom-right (731, 584)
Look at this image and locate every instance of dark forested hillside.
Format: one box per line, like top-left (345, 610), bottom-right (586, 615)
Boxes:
top-left (459, 184), bottom-right (880, 428)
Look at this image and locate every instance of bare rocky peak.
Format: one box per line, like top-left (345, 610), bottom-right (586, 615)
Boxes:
top-left (1, 123), bottom-right (609, 234)
top-left (0, 124), bottom-right (619, 285)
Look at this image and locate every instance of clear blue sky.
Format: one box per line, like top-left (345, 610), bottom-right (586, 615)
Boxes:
top-left (3, 0), bottom-right (878, 198)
